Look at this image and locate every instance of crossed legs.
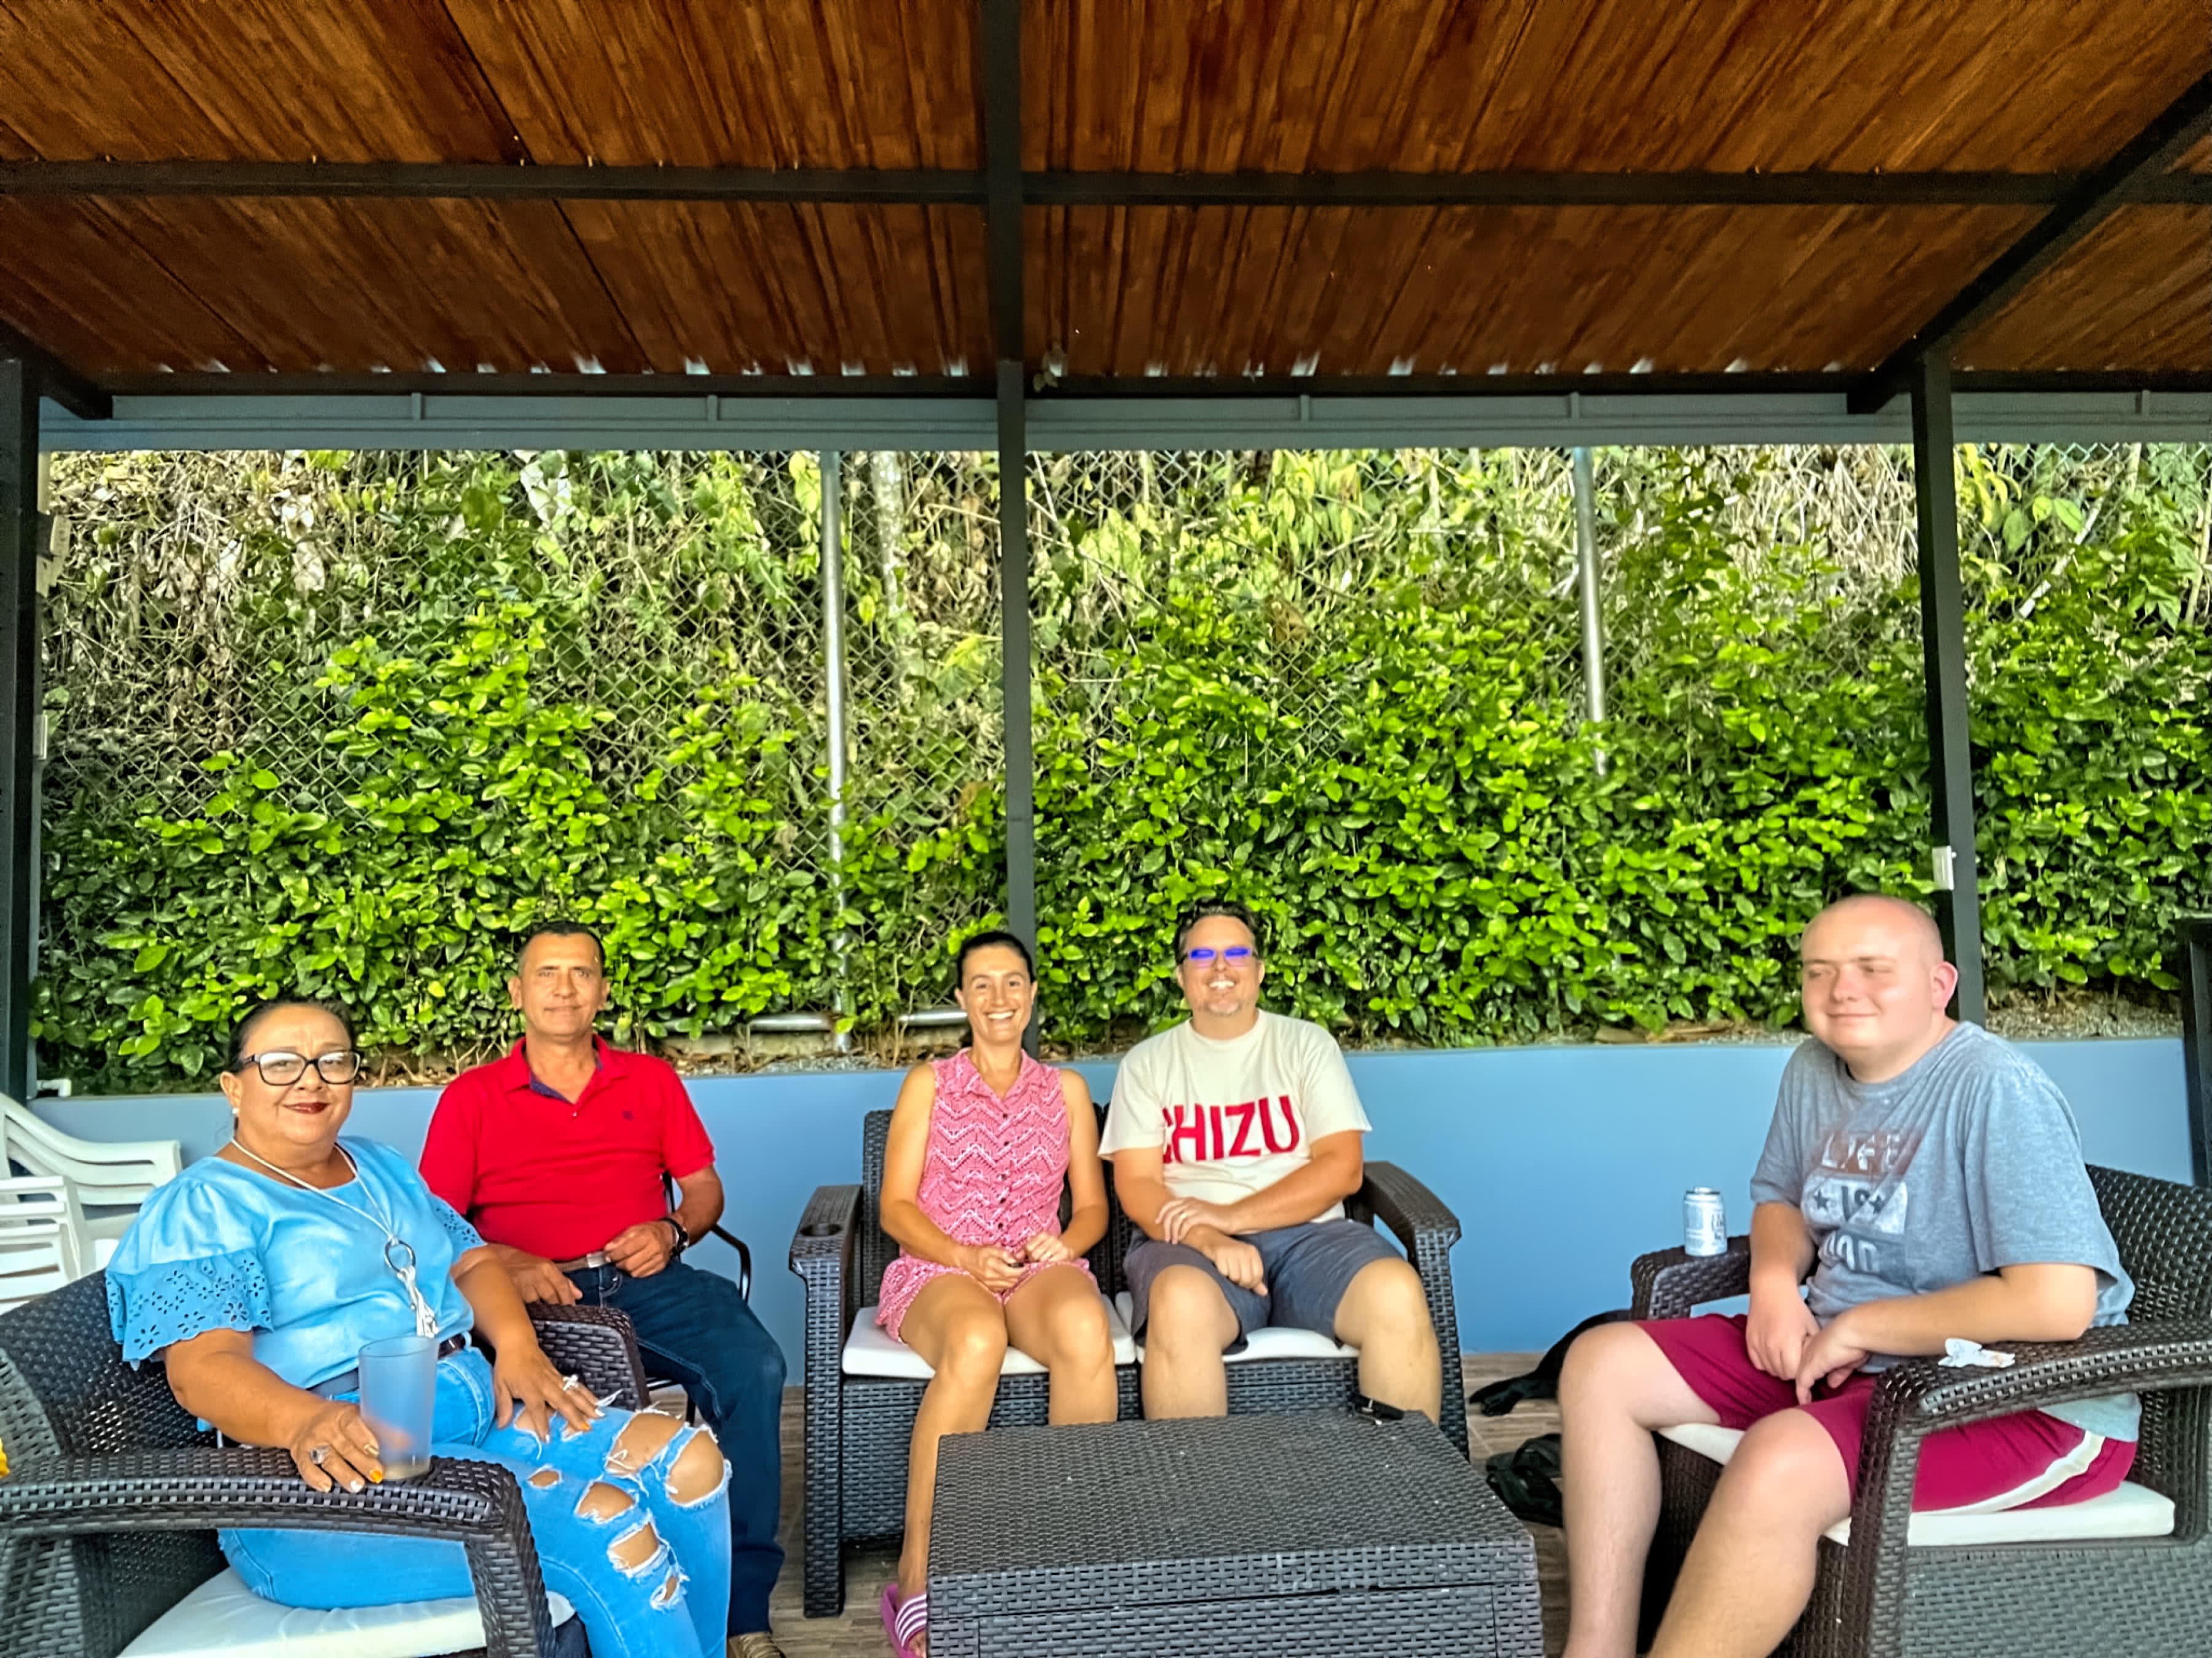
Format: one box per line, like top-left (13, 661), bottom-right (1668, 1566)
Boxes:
top-left (1559, 1321), bottom-right (1850, 1658)
top-left (895, 1266), bottom-right (1116, 1644)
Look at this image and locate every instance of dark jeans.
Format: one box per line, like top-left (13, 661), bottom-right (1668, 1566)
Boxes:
top-left (568, 1257), bottom-right (787, 1635)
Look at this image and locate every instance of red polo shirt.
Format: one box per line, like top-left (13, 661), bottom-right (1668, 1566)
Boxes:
top-left (421, 1039), bottom-right (716, 1262)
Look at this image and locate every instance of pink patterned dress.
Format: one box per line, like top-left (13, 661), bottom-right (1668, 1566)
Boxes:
top-left (875, 1048), bottom-right (1096, 1342)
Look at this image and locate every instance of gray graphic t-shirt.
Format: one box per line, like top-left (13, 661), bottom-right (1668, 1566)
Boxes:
top-left (1749, 1023), bottom-right (2138, 1442)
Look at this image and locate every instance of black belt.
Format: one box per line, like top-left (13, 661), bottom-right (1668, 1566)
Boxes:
top-left (310, 1332), bottom-right (468, 1400)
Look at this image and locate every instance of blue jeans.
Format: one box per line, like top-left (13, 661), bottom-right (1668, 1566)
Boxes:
top-left (569, 1257), bottom-right (787, 1635)
top-left (222, 1347), bottom-right (731, 1658)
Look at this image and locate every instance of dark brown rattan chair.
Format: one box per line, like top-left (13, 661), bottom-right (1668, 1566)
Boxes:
top-left (788, 1104), bottom-right (1466, 1616)
top-left (1630, 1163), bottom-right (2212, 1658)
top-left (0, 1271), bottom-right (651, 1658)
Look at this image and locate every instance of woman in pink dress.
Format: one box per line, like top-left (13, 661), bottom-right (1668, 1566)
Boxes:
top-left (875, 930), bottom-right (1115, 1657)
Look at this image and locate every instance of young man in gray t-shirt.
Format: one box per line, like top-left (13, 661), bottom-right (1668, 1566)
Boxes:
top-left (1558, 895), bottom-right (2138, 1658)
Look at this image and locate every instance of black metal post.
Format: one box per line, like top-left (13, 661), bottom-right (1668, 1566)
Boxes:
top-left (997, 362), bottom-right (1036, 953)
top-left (979, 0), bottom-right (1036, 968)
top-left (0, 361), bottom-right (40, 1098)
top-left (2180, 916), bottom-right (2212, 1186)
top-left (1908, 352), bottom-right (1985, 1023)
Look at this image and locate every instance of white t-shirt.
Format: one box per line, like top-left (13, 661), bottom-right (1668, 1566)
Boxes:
top-left (1100, 1010), bottom-right (1372, 1217)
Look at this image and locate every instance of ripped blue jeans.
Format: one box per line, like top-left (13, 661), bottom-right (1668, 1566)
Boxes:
top-left (222, 1348), bottom-right (731, 1658)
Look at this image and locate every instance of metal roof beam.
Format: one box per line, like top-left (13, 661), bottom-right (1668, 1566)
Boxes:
top-left (74, 367), bottom-right (2212, 406)
top-left (1851, 71), bottom-right (2212, 414)
top-left (5, 159), bottom-right (2208, 210)
top-left (979, 0), bottom-right (1024, 366)
top-left (0, 160), bottom-right (987, 205)
top-left (37, 382), bottom-right (2210, 455)
top-left (1030, 170), bottom-right (2099, 208)
top-left (100, 372), bottom-right (986, 399)
top-left (0, 323), bottom-right (109, 422)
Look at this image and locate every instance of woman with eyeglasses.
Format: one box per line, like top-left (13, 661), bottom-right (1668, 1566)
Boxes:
top-left (104, 997), bottom-right (737, 1658)
top-left (873, 930), bottom-right (1118, 1658)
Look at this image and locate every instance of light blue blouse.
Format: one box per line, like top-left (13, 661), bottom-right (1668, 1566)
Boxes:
top-left (106, 1137), bottom-right (482, 1392)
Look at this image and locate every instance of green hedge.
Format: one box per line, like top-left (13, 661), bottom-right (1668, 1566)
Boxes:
top-left (33, 444), bottom-right (2212, 1091)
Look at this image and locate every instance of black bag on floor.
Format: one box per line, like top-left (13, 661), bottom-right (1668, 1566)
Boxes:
top-left (1467, 1306), bottom-right (1632, 1416)
top-left (1472, 1307), bottom-right (1634, 1528)
top-left (1485, 1432), bottom-right (1565, 1528)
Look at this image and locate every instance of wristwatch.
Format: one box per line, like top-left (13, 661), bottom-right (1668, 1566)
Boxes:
top-left (661, 1216), bottom-right (689, 1259)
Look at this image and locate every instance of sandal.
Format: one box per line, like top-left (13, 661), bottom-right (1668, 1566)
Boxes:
top-left (879, 1581), bottom-right (928, 1658)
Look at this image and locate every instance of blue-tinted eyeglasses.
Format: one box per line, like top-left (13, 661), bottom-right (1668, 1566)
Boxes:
top-left (1180, 946), bottom-right (1254, 964)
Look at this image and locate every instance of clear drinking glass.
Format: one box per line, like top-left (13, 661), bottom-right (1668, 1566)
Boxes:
top-left (357, 1334), bottom-right (437, 1480)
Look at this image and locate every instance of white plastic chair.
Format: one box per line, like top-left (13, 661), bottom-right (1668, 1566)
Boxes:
top-left (1, 1094), bottom-right (181, 1259)
top-left (0, 1173), bottom-right (90, 1314)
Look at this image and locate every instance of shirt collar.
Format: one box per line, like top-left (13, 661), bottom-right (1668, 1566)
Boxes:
top-left (499, 1035), bottom-right (614, 1099)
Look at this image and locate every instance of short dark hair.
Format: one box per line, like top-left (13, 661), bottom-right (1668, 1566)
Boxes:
top-left (1173, 900), bottom-right (1265, 961)
top-left (517, 918), bottom-right (605, 969)
top-left (227, 997), bottom-right (356, 1074)
top-left (954, 929), bottom-right (1035, 988)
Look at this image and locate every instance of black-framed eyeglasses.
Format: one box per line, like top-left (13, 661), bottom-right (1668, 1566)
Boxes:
top-left (1180, 946), bottom-right (1255, 964)
top-left (239, 1049), bottom-right (366, 1086)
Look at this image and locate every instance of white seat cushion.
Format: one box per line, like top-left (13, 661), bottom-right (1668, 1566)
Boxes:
top-left (1655, 1423), bottom-right (2176, 1547)
top-left (844, 1297), bottom-right (1139, 1380)
top-left (1114, 1291), bottom-right (1357, 1363)
top-left (118, 1566), bottom-right (575, 1657)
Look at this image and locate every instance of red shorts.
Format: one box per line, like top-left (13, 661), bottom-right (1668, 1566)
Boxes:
top-left (1641, 1314), bottom-right (2135, 1509)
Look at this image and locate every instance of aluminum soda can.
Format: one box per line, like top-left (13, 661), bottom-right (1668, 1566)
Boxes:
top-left (1684, 1188), bottom-right (1727, 1256)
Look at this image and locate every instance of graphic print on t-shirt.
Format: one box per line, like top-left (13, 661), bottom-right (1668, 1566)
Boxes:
top-left (1099, 1012), bottom-right (1373, 1214)
top-left (1803, 1127), bottom-right (1923, 1278)
top-left (1161, 1095), bottom-right (1304, 1165)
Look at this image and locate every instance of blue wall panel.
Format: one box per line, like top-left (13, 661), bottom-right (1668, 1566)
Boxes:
top-left (39, 1036), bottom-right (2192, 1369)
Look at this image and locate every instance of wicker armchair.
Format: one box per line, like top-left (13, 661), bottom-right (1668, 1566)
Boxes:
top-left (1630, 1164), bottom-right (2212, 1658)
top-left (788, 1104), bottom-right (1465, 1615)
top-left (0, 1271), bottom-right (650, 1658)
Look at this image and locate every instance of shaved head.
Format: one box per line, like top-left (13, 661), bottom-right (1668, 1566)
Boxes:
top-left (1798, 893), bottom-right (1958, 1082)
top-left (1802, 894), bottom-right (1946, 965)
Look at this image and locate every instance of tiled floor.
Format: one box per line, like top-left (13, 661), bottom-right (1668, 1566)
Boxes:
top-left (763, 1353), bottom-right (1568, 1657)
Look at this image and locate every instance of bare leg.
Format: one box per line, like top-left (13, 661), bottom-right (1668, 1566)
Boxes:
top-left (1330, 1256), bottom-right (1442, 1420)
top-left (894, 1273), bottom-right (1010, 1641)
top-left (1002, 1265), bottom-right (1118, 1424)
top-left (1558, 1322), bottom-right (1717, 1658)
top-left (1648, 1410), bottom-right (1850, 1658)
top-left (1139, 1264), bottom-right (1241, 1418)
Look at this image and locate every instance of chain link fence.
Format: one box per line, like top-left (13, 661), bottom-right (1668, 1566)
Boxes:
top-left (32, 438), bottom-right (2212, 1087)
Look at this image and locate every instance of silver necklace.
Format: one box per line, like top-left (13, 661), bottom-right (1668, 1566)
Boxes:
top-left (229, 1139), bottom-right (442, 1338)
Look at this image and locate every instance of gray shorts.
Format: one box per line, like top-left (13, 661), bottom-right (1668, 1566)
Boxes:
top-left (1123, 1219), bottom-right (1403, 1349)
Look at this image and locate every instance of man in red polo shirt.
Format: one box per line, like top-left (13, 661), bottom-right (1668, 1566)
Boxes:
top-left (422, 920), bottom-right (786, 1658)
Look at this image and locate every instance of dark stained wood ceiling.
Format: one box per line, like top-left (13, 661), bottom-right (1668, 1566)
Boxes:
top-left (1026, 0), bottom-right (2206, 175)
top-left (1959, 207), bottom-right (2212, 372)
top-left (1031, 204), bottom-right (2044, 377)
top-left (0, 0), bottom-right (2203, 391)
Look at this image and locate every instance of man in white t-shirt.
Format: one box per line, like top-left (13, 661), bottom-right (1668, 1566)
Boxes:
top-left (1101, 901), bottom-right (1443, 1421)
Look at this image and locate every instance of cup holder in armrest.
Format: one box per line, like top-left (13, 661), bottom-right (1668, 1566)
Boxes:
top-left (799, 1222), bottom-right (842, 1238)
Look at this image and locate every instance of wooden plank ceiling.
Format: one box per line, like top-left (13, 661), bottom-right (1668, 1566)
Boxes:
top-left (0, 0), bottom-right (2202, 388)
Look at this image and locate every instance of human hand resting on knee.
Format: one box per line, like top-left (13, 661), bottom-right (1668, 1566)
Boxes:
top-left (492, 1340), bottom-right (605, 1443)
top-left (1746, 1281), bottom-right (1821, 1379)
top-left (1195, 1231), bottom-right (1268, 1297)
top-left (1020, 1230), bottom-right (1073, 1264)
top-left (958, 1242), bottom-right (1025, 1292)
top-left (1794, 1310), bottom-right (1873, 1404)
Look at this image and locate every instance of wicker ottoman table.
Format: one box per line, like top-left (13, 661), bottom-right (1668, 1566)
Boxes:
top-left (927, 1409), bottom-right (1541, 1658)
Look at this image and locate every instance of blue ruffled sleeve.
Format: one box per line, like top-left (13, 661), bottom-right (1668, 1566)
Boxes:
top-left (105, 1166), bottom-right (277, 1364)
top-left (432, 1194), bottom-right (484, 1254)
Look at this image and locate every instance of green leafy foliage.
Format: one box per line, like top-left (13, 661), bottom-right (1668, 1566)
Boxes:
top-left (32, 442), bottom-right (2212, 1091)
